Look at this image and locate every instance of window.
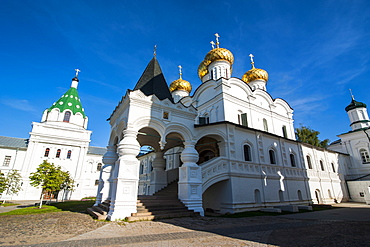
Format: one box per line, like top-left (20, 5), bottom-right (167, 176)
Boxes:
top-left (360, 149), bottom-right (370, 163)
top-left (282, 126), bottom-right (287, 138)
top-left (320, 160), bottom-right (325, 171)
top-left (163, 112), bottom-right (169, 119)
top-left (56, 149), bottom-right (61, 158)
top-left (269, 150), bottom-right (276, 164)
top-left (244, 145), bottom-right (252, 161)
top-left (97, 163), bottom-right (102, 171)
top-left (240, 113), bottom-right (248, 127)
top-left (3, 156), bottom-right (11, 167)
top-left (63, 111), bottom-right (71, 122)
top-left (44, 148), bottom-right (50, 157)
top-left (290, 154), bottom-right (296, 167)
top-left (306, 155), bottom-right (312, 169)
top-left (95, 179), bottom-right (99, 186)
top-left (331, 163), bottom-right (336, 173)
top-left (298, 190), bottom-right (303, 201)
top-left (263, 118), bottom-right (268, 132)
top-left (199, 116), bottom-right (209, 125)
top-left (67, 150), bottom-right (72, 159)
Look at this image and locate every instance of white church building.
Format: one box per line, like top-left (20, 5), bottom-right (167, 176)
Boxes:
top-left (92, 35), bottom-right (370, 221)
top-left (1, 35), bottom-right (370, 220)
top-left (0, 73), bottom-right (105, 201)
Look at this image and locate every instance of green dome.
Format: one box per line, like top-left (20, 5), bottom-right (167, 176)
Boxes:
top-left (345, 99), bottom-right (367, 112)
top-left (48, 84), bottom-right (86, 118)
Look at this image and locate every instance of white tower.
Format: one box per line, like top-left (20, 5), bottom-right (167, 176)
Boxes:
top-left (345, 93), bottom-right (370, 131)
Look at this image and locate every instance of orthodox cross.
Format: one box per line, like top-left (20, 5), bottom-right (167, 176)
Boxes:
top-left (349, 89), bottom-right (355, 100)
top-left (153, 45), bottom-right (157, 57)
top-left (75, 69), bottom-right (81, 77)
top-left (210, 41), bottom-right (215, 49)
top-left (215, 33), bottom-right (220, 48)
top-left (178, 65), bottom-right (182, 79)
top-left (249, 54), bottom-right (255, 68)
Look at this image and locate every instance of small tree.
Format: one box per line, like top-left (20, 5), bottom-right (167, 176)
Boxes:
top-left (295, 125), bottom-right (330, 148)
top-left (29, 160), bottom-right (74, 207)
top-left (0, 172), bottom-right (6, 196)
top-left (2, 170), bottom-right (22, 203)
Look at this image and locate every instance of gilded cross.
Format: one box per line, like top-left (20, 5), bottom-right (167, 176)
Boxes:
top-left (215, 33), bottom-right (220, 48)
top-left (178, 65), bottom-right (182, 79)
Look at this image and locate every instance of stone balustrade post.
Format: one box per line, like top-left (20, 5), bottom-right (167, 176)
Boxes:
top-left (107, 129), bottom-right (140, 221)
top-left (179, 141), bottom-right (204, 216)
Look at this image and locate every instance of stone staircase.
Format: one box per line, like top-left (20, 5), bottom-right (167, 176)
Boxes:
top-left (87, 180), bottom-right (200, 221)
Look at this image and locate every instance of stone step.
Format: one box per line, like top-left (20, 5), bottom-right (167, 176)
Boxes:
top-left (92, 205), bottom-right (107, 215)
top-left (126, 211), bottom-right (199, 222)
top-left (132, 208), bottom-right (193, 216)
top-left (98, 203), bottom-right (110, 211)
top-left (87, 207), bottom-right (107, 220)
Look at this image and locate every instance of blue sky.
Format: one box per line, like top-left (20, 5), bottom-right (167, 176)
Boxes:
top-left (1, 0), bottom-right (370, 147)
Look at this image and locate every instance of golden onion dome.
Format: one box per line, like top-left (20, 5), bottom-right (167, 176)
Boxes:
top-left (169, 78), bottom-right (192, 93)
top-left (197, 48), bottom-right (234, 79)
top-left (242, 67), bottom-right (268, 83)
top-left (197, 60), bottom-right (208, 79)
top-left (204, 48), bottom-right (234, 66)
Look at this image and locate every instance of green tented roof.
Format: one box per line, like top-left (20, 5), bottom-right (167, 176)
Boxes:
top-left (48, 86), bottom-right (86, 118)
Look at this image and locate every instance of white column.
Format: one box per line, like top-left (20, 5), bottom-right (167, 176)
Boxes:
top-left (179, 141), bottom-right (204, 216)
top-left (107, 129), bottom-right (140, 221)
top-left (94, 145), bottom-right (117, 206)
top-left (149, 151), bottom-right (167, 194)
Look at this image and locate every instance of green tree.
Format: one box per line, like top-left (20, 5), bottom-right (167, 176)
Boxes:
top-left (29, 160), bottom-right (74, 207)
top-left (295, 125), bottom-right (330, 148)
top-left (2, 170), bottom-right (22, 203)
top-left (0, 172), bottom-right (6, 195)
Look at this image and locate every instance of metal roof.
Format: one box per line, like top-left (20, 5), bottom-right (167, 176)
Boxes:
top-left (0, 136), bottom-right (28, 149)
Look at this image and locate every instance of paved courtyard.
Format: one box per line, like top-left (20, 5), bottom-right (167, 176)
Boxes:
top-left (0, 202), bottom-right (370, 246)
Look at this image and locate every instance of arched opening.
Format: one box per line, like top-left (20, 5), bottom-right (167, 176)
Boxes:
top-left (202, 179), bottom-right (231, 214)
top-left (263, 118), bottom-right (268, 132)
top-left (244, 144), bottom-right (252, 161)
top-left (56, 149), bottom-right (61, 158)
top-left (306, 155), bottom-right (312, 169)
top-left (196, 136), bottom-right (220, 165)
top-left (63, 111), bottom-right (71, 122)
top-left (269, 149), bottom-right (276, 164)
top-left (298, 190), bottom-right (303, 201)
top-left (320, 160), bottom-right (325, 171)
top-left (315, 189), bottom-right (322, 204)
top-left (290, 153), bottom-right (296, 167)
top-left (254, 189), bottom-right (261, 204)
top-left (44, 148), bottom-right (50, 157)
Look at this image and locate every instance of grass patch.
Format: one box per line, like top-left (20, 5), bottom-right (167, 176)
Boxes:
top-left (0, 202), bottom-right (20, 207)
top-left (0, 205), bottom-right (61, 215)
top-left (0, 200), bottom-right (95, 216)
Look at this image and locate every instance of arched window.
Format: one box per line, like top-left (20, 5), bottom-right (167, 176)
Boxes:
top-left (331, 162), bottom-right (336, 173)
top-left (67, 150), bottom-right (72, 159)
top-left (298, 190), bottom-right (303, 201)
top-left (244, 145), bottom-right (252, 161)
top-left (56, 149), bottom-right (61, 158)
top-left (320, 160), bottom-right (325, 171)
top-left (254, 189), bottom-right (261, 204)
top-left (290, 153), bottom-right (296, 167)
top-left (63, 111), bottom-right (71, 122)
top-left (282, 125), bottom-right (287, 138)
top-left (328, 189), bottom-right (332, 199)
top-left (44, 148), bottom-right (50, 157)
top-left (269, 150), bottom-right (276, 164)
top-left (199, 114), bottom-right (210, 125)
top-left (306, 155), bottom-right (312, 169)
top-left (97, 163), bottom-right (102, 171)
top-left (359, 149), bottom-right (370, 163)
top-left (263, 118), bottom-right (268, 132)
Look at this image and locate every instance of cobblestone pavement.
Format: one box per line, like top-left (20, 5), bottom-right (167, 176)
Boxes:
top-left (1, 203), bottom-right (370, 247)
